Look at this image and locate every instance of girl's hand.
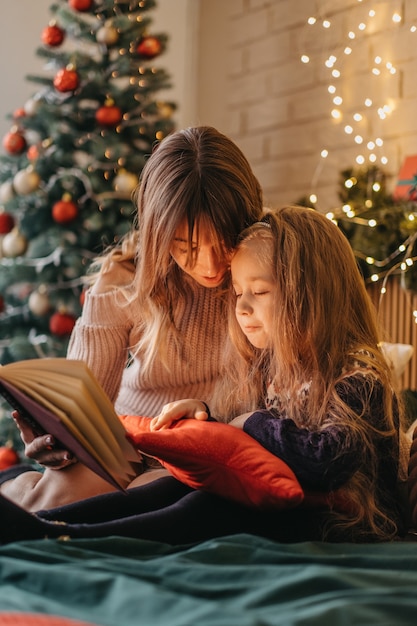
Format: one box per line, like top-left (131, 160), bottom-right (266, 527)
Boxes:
top-left (150, 399), bottom-right (209, 431)
top-left (12, 411), bottom-right (76, 469)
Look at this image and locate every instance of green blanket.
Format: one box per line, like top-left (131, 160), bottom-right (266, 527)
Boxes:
top-left (0, 534), bottom-right (416, 625)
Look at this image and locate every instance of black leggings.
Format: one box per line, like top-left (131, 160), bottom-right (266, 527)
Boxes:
top-left (0, 471), bottom-right (333, 545)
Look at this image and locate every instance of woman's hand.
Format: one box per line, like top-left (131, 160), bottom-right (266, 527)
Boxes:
top-left (150, 399), bottom-right (209, 431)
top-left (12, 411), bottom-right (77, 469)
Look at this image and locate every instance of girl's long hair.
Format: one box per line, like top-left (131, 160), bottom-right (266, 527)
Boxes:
top-left (87, 126), bottom-right (264, 371)
top-left (213, 206), bottom-right (404, 540)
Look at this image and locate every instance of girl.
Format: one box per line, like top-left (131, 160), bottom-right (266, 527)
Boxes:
top-left (0, 206), bottom-right (407, 543)
top-left (154, 206), bottom-right (408, 541)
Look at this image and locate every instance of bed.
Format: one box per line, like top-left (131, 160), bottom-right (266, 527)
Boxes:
top-left (1, 399), bottom-right (417, 626)
top-left (0, 534), bottom-right (417, 625)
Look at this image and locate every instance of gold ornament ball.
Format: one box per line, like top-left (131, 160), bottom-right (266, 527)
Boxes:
top-left (0, 181), bottom-right (15, 203)
top-left (13, 168), bottom-right (41, 195)
top-left (113, 170), bottom-right (138, 194)
top-left (1, 228), bottom-right (28, 257)
top-left (28, 289), bottom-right (51, 316)
top-left (96, 25), bottom-right (119, 45)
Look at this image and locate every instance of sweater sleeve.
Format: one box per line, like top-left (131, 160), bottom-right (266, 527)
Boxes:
top-left (67, 287), bottom-right (135, 405)
top-left (242, 375), bottom-right (390, 491)
top-left (243, 413), bottom-right (359, 490)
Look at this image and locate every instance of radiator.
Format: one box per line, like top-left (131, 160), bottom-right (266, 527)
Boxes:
top-left (367, 277), bottom-right (417, 390)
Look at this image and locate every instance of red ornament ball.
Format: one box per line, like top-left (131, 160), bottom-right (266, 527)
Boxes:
top-left (49, 311), bottom-right (76, 336)
top-left (0, 212), bottom-right (15, 235)
top-left (0, 446), bottom-right (19, 470)
top-left (53, 67), bottom-right (79, 93)
top-left (27, 145), bottom-right (39, 161)
top-left (95, 103), bottom-right (123, 127)
top-left (13, 108), bottom-right (26, 119)
top-left (136, 36), bottom-right (162, 59)
top-left (52, 198), bottom-right (79, 224)
top-left (69, 0), bottom-right (93, 11)
top-left (42, 24), bottom-right (65, 47)
top-left (3, 130), bottom-right (26, 154)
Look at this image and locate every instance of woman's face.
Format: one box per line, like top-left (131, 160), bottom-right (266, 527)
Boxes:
top-left (231, 240), bottom-right (276, 349)
top-left (170, 223), bottom-right (232, 288)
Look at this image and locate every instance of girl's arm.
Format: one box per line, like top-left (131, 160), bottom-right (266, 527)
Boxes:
top-left (237, 375), bottom-right (388, 492)
top-left (241, 412), bottom-right (360, 491)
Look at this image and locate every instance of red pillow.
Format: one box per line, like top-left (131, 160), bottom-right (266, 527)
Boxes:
top-left (120, 415), bottom-right (304, 510)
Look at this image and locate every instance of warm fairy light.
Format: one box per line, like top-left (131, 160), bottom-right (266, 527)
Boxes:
top-left (321, 149), bottom-right (328, 158)
top-left (411, 25), bottom-right (417, 33)
top-left (371, 274), bottom-right (379, 282)
top-left (373, 182), bottom-right (381, 192)
top-left (300, 4), bottom-right (407, 201)
top-left (366, 256), bottom-right (375, 264)
top-left (325, 55), bottom-right (337, 68)
top-left (368, 219), bottom-right (377, 227)
top-left (365, 199), bottom-right (373, 208)
top-left (309, 193), bottom-right (317, 203)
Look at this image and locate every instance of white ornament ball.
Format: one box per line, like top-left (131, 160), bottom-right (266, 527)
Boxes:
top-left (96, 24), bottom-right (119, 45)
top-left (2, 228), bottom-right (28, 257)
top-left (28, 289), bottom-right (51, 316)
top-left (113, 170), bottom-right (138, 194)
top-left (0, 181), bottom-right (14, 203)
top-left (13, 168), bottom-right (41, 195)
top-left (73, 150), bottom-right (92, 168)
top-left (24, 97), bottom-right (40, 116)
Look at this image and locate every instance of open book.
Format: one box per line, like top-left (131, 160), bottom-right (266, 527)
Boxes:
top-left (0, 358), bottom-right (140, 490)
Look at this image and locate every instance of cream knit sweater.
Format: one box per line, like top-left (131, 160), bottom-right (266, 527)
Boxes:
top-left (67, 275), bottom-right (227, 417)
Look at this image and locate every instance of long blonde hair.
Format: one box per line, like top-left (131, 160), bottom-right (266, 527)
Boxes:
top-left (89, 126), bottom-right (264, 371)
top-left (213, 206), bottom-right (403, 540)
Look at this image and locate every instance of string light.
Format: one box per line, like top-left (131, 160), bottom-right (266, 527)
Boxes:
top-left (300, 1), bottom-right (404, 178)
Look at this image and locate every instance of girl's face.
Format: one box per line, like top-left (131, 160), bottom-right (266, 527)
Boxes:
top-left (231, 240), bottom-right (276, 349)
top-left (170, 223), bottom-right (232, 288)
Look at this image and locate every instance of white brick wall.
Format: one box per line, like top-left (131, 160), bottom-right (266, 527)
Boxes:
top-left (197, 0), bottom-right (417, 211)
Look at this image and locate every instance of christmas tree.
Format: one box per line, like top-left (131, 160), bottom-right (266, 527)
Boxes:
top-left (0, 0), bottom-right (176, 456)
top-left (299, 165), bottom-right (417, 293)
